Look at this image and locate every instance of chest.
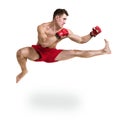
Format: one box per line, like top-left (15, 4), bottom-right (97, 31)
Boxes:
top-left (45, 28), bottom-right (56, 37)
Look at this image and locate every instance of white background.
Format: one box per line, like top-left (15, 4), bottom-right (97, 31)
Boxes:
top-left (0, 0), bottom-right (120, 120)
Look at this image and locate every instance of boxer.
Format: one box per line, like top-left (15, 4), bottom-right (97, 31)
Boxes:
top-left (16, 8), bottom-right (111, 83)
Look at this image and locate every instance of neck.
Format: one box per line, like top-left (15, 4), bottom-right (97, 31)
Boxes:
top-left (50, 21), bottom-right (61, 32)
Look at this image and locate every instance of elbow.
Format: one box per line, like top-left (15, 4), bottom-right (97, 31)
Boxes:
top-left (80, 41), bottom-right (86, 44)
top-left (79, 40), bottom-right (87, 44)
top-left (80, 38), bottom-right (88, 44)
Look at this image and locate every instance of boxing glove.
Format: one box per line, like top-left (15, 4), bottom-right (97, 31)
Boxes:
top-left (90, 26), bottom-right (102, 37)
top-left (56, 28), bottom-right (69, 39)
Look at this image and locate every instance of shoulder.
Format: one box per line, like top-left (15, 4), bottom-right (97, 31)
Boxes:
top-left (37, 23), bottom-right (46, 32)
top-left (66, 29), bottom-right (74, 35)
top-left (61, 28), bottom-right (73, 34)
top-left (67, 29), bottom-right (73, 33)
top-left (37, 22), bottom-right (50, 32)
top-left (66, 28), bottom-right (76, 38)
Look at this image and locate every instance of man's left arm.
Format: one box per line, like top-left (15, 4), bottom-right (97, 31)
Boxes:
top-left (68, 26), bottom-right (102, 44)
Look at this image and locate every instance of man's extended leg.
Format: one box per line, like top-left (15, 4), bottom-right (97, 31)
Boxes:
top-left (55, 39), bottom-right (111, 61)
top-left (16, 47), bottom-right (39, 83)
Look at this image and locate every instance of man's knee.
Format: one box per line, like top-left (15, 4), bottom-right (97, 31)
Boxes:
top-left (16, 49), bottom-right (22, 57)
top-left (68, 50), bottom-right (78, 56)
top-left (16, 47), bottom-right (30, 57)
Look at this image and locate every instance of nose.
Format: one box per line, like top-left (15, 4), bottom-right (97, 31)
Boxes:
top-left (63, 22), bottom-right (66, 25)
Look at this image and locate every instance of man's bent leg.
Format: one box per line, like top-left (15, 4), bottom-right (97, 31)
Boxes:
top-left (16, 47), bottom-right (39, 83)
top-left (55, 39), bottom-right (111, 61)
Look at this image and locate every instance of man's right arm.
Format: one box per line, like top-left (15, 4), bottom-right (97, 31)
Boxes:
top-left (37, 25), bottom-right (47, 42)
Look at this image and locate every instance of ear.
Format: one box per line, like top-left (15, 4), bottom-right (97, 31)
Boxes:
top-left (55, 15), bottom-right (60, 20)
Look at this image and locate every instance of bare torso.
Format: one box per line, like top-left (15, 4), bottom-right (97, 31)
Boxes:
top-left (36, 22), bottom-right (63, 48)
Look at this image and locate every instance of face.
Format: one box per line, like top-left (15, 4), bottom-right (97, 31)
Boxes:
top-left (55, 14), bottom-right (67, 28)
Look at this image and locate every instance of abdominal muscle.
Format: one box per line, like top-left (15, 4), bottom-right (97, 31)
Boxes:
top-left (37, 34), bottom-right (62, 48)
top-left (37, 38), bottom-right (59, 48)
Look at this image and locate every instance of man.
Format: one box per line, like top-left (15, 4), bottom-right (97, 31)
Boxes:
top-left (16, 8), bottom-right (111, 83)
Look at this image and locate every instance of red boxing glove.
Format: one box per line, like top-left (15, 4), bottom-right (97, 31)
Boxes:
top-left (90, 26), bottom-right (102, 37)
top-left (56, 28), bottom-right (69, 39)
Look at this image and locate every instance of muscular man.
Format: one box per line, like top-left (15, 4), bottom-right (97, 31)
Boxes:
top-left (16, 8), bottom-right (111, 83)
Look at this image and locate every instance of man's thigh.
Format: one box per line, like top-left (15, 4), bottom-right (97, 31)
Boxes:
top-left (55, 50), bottom-right (76, 61)
top-left (19, 47), bottom-right (40, 61)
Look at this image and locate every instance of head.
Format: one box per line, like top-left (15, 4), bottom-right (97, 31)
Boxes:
top-left (53, 9), bottom-right (69, 28)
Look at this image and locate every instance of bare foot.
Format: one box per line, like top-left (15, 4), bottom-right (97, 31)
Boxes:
top-left (103, 39), bottom-right (111, 54)
top-left (16, 70), bottom-right (28, 83)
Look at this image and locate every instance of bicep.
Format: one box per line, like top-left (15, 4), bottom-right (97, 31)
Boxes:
top-left (37, 26), bottom-right (47, 42)
top-left (68, 29), bottom-right (82, 43)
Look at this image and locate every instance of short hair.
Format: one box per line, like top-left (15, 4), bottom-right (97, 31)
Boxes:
top-left (53, 8), bottom-right (69, 19)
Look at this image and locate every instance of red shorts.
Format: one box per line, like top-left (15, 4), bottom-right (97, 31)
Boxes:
top-left (32, 45), bottom-right (63, 63)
